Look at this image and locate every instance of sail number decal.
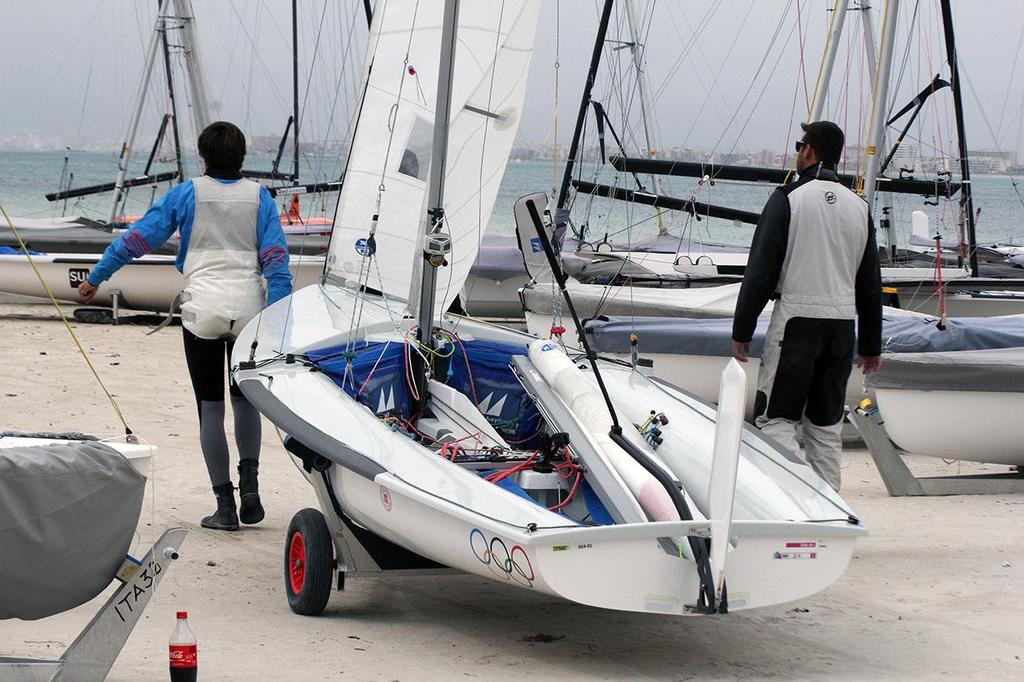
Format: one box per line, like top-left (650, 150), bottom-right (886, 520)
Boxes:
top-left (69, 268), bottom-right (90, 288)
top-left (113, 559), bottom-right (162, 622)
top-left (469, 528), bottom-right (534, 588)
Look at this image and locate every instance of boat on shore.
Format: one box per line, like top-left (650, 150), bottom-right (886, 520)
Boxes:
top-left (867, 348), bottom-right (1024, 466)
top-left (232, 0), bottom-right (866, 618)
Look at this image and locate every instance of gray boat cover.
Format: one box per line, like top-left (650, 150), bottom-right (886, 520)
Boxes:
top-left (471, 234), bottom-right (529, 281)
top-left (0, 440), bottom-right (145, 620)
top-left (866, 347), bottom-right (1024, 392)
top-left (585, 313), bottom-right (1024, 357)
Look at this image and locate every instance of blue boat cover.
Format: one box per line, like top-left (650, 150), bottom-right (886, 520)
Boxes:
top-left (309, 339), bottom-right (542, 445)
top-left (446, 339), bottom-right (543, 446)
top-left (584, 313), bottom-right (1024, 357)
top-left (309, 342), bottom-right (413, 417)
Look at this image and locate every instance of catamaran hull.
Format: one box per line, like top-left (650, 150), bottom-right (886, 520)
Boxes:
top-left (0, 253), bottom-right (325, 312)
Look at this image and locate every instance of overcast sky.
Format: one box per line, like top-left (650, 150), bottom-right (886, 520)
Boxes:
top-left (2, 1), bottom-right (1023, 158)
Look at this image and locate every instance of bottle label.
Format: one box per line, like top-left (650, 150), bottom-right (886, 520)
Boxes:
top-left (169, 644), bottom-right (197, 668)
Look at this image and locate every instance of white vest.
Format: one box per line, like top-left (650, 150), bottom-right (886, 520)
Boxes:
top-left (776, 179), bottom-right (868, 320)
top-left (180, 176), bottom-right (266, 340)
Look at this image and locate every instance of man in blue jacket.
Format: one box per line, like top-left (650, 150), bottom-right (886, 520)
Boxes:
top-left (731, 121), bottom-right (882, 492)
top-left (80, 121), bottom-right (293, 530)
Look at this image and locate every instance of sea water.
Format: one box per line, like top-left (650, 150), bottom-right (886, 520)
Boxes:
top-left (2, 150), bottom-right (1022, 249)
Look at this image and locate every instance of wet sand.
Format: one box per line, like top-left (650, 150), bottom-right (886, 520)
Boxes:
top-left (1, 303), bottom-right (1022, 681)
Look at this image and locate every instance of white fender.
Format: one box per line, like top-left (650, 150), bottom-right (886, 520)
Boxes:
top-left (528, 340), bottom-right (679, 522)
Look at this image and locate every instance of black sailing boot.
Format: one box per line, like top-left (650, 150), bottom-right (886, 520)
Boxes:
top-left (201, 482), bottom-right (239, 531)
top-left (237, 459), bottom-right (265, 525)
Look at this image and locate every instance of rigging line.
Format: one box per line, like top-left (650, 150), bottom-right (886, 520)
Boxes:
top-left (302, 0), bottom-right (362, 179)
top-left (376, 0), bottom-right (423, 190)
top-left (473, 0), bottom-right (507, 282)
top-left (959, 56), bottom-right (1024, 218)
top-left (649, 0), bottom-right (722, 105)
top-left (795, 0), bottom-right (810, 115)
top-left (887, 0), bottom-right (921, 123)
top-left (225, 1), bottom-right (291, 114)
top-left (675, 1), bottom-right (757, 153)
top-left (276, 5), bottom-right (363, 353)
top-left (0, 204), bottom-right (133, 435)
top-left (706, 0), bottom-right (794, 158)
top-left (545, 0), bottom-right (560, 194)
top-left (725, 8), bottom-right (802, 159)
top-left (242, 1), bottom-right (264, 132)
top-left (296, 0), bottom-right (331, 175)
top-left (26, 0), bottom-right (105, 120)
top-left (211, 4), bottom-right (242, 106)
top-left (996, 25), bottom-right (1024, 140)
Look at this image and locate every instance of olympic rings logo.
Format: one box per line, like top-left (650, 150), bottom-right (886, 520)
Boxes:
top-left (469, 528), bottom-right (535, 588)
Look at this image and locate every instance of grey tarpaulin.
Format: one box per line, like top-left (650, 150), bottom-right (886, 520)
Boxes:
top-left (584, 313), bottom-right (1024, 357)
top-left (0, 440), bottom-right (145, 620)
top-left (867, 347), bottom-right (1024, 392)
top-left (586, 315), bottom-right (770, 355)
top-left (471, 234), bottom-right (529, 281)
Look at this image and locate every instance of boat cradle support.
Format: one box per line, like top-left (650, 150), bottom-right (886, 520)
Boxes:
top-left (848, 409), bottom-right (1024, 496)
top-left (0, 528), bottom-right (187, 682)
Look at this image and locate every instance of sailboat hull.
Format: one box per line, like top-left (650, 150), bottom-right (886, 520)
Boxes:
top-left (233, 283), bottom-right (865, 616)
top-left (867, 347), bottom-right (1024, 465)
top-left (874, 388), bottom-right (1024, 465)
top-left (0, 253), bottom-right (325, 311)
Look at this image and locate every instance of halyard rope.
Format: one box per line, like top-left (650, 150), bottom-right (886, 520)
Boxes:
top-left (0, 203), bottom-right (133, 434)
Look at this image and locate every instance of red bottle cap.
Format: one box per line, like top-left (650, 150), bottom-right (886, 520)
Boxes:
top-left (176, 611), bottom-right (188, 619)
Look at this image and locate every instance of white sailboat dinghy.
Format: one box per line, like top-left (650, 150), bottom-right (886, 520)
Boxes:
top-left (233, 0), bottom-right (866, 618)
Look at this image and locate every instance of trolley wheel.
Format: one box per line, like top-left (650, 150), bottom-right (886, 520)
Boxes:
top-left (284, 508), bottom-right (334, 616)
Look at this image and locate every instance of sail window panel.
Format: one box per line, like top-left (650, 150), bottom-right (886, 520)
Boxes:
top-left (397, 116), bottom-right (434, 181)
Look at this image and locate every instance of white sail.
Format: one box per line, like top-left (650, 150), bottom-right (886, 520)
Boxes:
top-left (325, 0), bottom-right (540, 308)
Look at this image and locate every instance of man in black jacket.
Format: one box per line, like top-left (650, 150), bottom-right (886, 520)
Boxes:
top-left (731, 121), bottom-right (882, 492)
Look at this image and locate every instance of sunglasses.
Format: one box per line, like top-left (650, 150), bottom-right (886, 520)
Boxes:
top-left (795, 140), bottom-right (809, 153)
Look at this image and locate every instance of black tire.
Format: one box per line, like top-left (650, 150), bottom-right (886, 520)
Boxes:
top-left (284, 508), bottom-right (334, 616)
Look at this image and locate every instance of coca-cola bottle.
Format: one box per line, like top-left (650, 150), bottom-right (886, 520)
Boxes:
top-left (169, 610), bottom-right (197, 681)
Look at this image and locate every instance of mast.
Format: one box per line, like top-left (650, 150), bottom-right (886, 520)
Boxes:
top-left (108, 0), bottom-right (170, 224)
top-left (556, 0), bottom-right (616, 213)
top-left (159, 0), bottom-right (185, 183)
top-left (939, 0), bottom-right (978, 277)
top-left (173, 0), bottom-right (213, 138)
top-left (860, 2), bottom-right (878, 90)
top-left (860, 0), bottom-right (899, 216)
top-left (809, 0), bottom-right (850, 121)
top-left (624, 0), bottom-right (667, 235)
top-left (292, 0), bottom-right (300, 183)
top-left (861, 2), bottom-right (900, 259)
top-left (413, 0), bottom-right (460, 408)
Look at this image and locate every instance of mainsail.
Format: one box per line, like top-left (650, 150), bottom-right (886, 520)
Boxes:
top-left (325, 0), bottom-right (540, 309)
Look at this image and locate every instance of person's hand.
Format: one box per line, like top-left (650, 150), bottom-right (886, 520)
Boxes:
top-left (857, 354), bottom-right (882, 375)
top-left (731, 340), bottom-right (750, 363)
top-left (78, 280), bottom-right (97, 304)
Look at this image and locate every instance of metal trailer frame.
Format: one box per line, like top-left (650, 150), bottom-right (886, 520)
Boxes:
top-left (847, 410), bottom-right (1024, 496)
top-left (0, 528), bottom-right (188, 682)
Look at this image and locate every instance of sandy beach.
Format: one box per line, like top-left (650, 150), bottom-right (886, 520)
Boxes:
top-left (1, 302), bottom-right (1022, 681)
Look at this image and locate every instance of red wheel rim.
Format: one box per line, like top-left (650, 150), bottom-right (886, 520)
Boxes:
top-left (288, 531), bottom-right (306, 594)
